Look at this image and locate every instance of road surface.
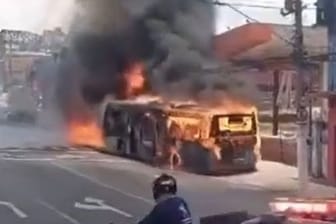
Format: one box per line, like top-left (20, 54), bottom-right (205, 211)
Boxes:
top-left (0, 123), bottom-right (334, 224)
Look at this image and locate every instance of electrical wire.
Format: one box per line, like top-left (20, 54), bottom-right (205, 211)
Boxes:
top-left (213, 0), bottom-right (326, 61)
top-left (222, 3), bottom-right (283, 9)
top-left (220, 2), bottom-right (315, 10)
top-left (213, 0), bottom-right (297, 47)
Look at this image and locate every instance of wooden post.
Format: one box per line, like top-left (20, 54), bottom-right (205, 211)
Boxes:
top-left (272, 70), bottom-right (280, 136)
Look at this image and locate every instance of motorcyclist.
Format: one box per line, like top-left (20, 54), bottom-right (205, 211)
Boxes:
top-left (138, 173), bottom-right (192, 224)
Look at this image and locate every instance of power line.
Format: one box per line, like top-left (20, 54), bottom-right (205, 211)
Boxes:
top-left (213, 0), bottom-right (296, 47)
top-left (224, 3), bottom-right (282, 9)
top-left (220, 2), bottom-right (315, 10)
top-left (212, 0), bottom-right (327, 74)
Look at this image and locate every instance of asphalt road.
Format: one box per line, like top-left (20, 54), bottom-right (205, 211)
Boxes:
top-left (0, 123), bottom-right (333, 224)
top-left (0, 144), bottom-right (302, 224)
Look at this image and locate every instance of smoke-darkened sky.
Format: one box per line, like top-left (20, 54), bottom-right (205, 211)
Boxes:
top-left (0, 0), bottom-right (315, 34)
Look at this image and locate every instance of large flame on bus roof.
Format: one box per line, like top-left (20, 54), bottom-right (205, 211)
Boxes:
top-left (123, 62), bottom-right (146, 98)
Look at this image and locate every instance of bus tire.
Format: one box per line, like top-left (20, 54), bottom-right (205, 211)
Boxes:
top-left (196, 147), bottom-right (212, 175)
top-left (179, 142), bottom-right (210, 174)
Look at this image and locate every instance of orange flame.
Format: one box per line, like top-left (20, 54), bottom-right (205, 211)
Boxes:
top-left (124, 62), bottom-right (146, 97)
top-left (67, 120), bottom-right (105, 148)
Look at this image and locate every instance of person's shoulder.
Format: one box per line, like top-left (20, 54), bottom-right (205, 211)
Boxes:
top-left (161, 196), bottom-right (188, 208)
top-left (172, 196), bottom-right (187, 203)
top-left (171, 196), bottom-right (187, 202)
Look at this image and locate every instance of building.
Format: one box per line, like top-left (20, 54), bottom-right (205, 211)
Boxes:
top-left (213, 22), bottom-right (331, 183)
top-left (0, 28), bottom-right (65, 89)
top-left (3, 51), bottom-right (51, 87)
top-left (41, 28), bottom-right (66, 53)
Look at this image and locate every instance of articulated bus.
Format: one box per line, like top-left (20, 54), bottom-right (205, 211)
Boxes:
top-left (98, 97), bottom-right (260, 174)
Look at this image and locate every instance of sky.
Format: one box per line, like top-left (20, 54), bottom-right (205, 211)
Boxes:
top-left (0, 0), bottom-right (316, 34)
top-left (0, 0), bottom-right (75, 33)
top-left (215, 0), bottom-right (316, 34)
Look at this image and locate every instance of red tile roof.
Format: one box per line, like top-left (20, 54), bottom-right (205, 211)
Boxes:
top-left (214, 23), bottom-right (327, 62)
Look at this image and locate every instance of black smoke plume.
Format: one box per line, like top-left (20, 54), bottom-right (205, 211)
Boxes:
top-left (55, 0), bottom-right (255, 122)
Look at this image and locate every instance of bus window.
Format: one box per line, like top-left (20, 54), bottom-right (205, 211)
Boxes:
top-left (141, 117), bottom-right (155, 142)
top-left (103, 108), bottom-right (125, 137)
top-left (168, 121), bottom-right (183, 140)
top-left (183, 124), bottom-right (200, 140)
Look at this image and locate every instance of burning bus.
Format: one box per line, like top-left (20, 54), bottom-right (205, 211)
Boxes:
top-left (98, 96), bottom-right (261, 174)
top-left (56, 0), bottom-right (262, 175)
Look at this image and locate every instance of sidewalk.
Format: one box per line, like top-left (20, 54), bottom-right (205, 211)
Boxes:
top-left (213, 161), bottom-right (336, 197)
top-left (306, 181), bottom-right (335, 197)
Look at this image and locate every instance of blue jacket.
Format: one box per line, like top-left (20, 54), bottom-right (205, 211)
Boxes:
top-left (139, 196), bottom-right (192, 224)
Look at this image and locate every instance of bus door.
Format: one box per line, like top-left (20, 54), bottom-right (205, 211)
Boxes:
top-left (103, 106), bottom-right (128, 154)
top-left (154, 113), bottom-right (168, 158)
top-left (138, 113), bottom-right (157, 162)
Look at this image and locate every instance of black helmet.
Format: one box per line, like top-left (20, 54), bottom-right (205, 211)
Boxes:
top-left (152, 174), bottom-right (177, 200)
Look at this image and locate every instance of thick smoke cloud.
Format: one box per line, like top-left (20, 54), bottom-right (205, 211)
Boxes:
top-left (73, 0), bottom-right (210, 97)
top-left (56, 0), bottom-right (256, 118)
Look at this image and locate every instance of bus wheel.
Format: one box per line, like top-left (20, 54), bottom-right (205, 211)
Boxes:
top-left (196, 148), bottom-right (211, 175)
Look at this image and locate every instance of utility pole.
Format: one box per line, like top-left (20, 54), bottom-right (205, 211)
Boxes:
top-left (293, 0), bottom-right (309, 196)
top-left (324, 0), bottom-right (336, 183)
top-left (326, 1), bottom-right (336, 91)
top-left (282, 0), bottom-right (309, 195)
